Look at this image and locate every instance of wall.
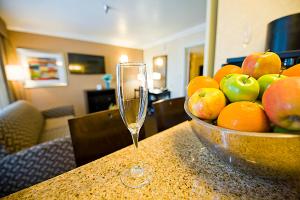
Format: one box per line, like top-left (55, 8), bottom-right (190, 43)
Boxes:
top-left (143, 31), bottom-right (205, 98)
top-left (214, 0), bottom-right (300, 73)
top-left (8, 31), bottom-right (143, 115)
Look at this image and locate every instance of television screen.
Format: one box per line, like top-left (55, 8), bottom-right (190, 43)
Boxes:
top-left (68, 53), bottom-right (105, 74)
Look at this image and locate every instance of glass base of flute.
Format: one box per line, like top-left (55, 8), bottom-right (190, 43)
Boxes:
top-left (120, 145), bottom-right (152, 189)
top-left (121, 165), bottom-right (152, 188)
top-left (117, 63), bottom-right (153, 188)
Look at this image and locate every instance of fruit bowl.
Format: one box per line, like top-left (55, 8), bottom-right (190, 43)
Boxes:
top-left (184, 99), bottom-right (300, 180)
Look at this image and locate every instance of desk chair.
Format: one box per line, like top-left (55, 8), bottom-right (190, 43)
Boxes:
top-left (68, 109), bottom-right (145, 166)
top-left (153, 97), bottom-right (190, 132)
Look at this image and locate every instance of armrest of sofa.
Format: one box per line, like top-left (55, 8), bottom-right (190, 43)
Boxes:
top-left (42, 105), bottom-right (75, 118)
top-left (0, 136), bottom-right (76, 197)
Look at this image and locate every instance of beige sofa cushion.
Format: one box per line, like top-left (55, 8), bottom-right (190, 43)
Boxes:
top-left (0, 101), bottom-right (44, 153)
top-left (38, 115), bottom-right (73, 143)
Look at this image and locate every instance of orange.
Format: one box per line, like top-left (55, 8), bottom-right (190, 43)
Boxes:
top-left (213, 65), bottom-right (242, 84)
top-left (217, 101), bottom-right (270, 132)
top-left (282, 64), bottom-right (300, 77)
top-left (187, 76), bottom-right (219, 97)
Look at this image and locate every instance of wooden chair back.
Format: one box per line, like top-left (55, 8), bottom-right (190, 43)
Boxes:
top-left (68, 109), bottom-right (145, 166)
top-left (153, 97), bottom-right (190, 132)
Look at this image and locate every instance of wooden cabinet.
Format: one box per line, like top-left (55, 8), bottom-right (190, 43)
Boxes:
top-left (85, 89), bottom-right (116, 113)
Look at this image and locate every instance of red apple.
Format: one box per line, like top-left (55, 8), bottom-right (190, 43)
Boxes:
top-left (188, 88), bottom-right (226, 120)
top-left (242, 52), bottom-right (281, 79)
top-left (262, 77), bottom-right (300, 130)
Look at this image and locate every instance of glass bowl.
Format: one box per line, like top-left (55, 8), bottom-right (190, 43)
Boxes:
top-left (184, 99), bottom-right (300, 180)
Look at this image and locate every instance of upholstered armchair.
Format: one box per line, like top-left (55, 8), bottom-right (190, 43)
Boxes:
top-left (0, 101), bottom-right (76, 197)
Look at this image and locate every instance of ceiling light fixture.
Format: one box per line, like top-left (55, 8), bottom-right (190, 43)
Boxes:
top-left (104, 4), bottom-right (110, 14)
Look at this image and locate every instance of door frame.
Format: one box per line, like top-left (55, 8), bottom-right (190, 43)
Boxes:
top-left (183, 42), bottom-right (204, 96)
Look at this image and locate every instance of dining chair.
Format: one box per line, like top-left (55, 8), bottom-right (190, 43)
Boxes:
top-left (68, 109), bottom-right (145, 166)
top-left (153, 97), bottom-right (190, 132)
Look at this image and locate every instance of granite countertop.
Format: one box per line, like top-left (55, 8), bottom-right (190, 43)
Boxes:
top-left (4, 121), bottom-right (300, 199)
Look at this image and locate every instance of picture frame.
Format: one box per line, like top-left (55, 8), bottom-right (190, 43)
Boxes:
top-left (17, 48), bottom-right (68, 88)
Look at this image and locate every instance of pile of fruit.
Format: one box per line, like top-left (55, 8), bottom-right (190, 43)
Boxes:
top-left (187, 51), bottom-right (300, 133)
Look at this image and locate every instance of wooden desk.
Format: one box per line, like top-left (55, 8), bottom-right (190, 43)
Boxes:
top-left (5, 122), bottom-right (299, 199)
top-left (148, 89), bottom-right (171, 102)
top-left (85, 89), bottom-right (116, 113)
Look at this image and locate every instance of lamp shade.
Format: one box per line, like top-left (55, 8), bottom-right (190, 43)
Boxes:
top-left (152, 72), bottom-right (161, 80)
top-left (137, 73), bottom-right (145, 81)
top-left (5, 65), bottom-right (25, 81)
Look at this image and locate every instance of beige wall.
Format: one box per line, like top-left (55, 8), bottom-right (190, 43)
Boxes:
top-left (8, 31), bottom-right (143, 115)
top-left (214, 0), bottom-right (300, 73)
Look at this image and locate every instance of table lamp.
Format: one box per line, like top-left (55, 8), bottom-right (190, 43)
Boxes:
top-left (5, 65), bottom-right (26, 99)
top-left (5, 65), bottom-right (25, 81)
top-left (152, 72), bottom-right (161, 81)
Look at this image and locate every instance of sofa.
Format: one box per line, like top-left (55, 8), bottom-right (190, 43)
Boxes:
top-left (0, 100), bottom-right (76, 197)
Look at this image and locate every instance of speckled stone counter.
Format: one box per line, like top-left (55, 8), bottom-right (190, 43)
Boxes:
top-left (4, 122), bottom-right (300, 199)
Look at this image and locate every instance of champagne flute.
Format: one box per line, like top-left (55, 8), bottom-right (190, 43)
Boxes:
top-left (116, 62), bottom-right (152, 188)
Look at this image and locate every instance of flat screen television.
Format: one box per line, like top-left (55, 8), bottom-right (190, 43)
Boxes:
top-left (68, 53), bottom-right (105, 74)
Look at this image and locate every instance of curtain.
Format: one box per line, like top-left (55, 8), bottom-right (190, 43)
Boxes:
top-left (0, 37), bottom-right (10, 108)
top-left (0, 17), bottom-right (13, 109)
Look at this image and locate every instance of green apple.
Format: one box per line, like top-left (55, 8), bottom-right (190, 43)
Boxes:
top-left (220, 74), bottom-right (259, 102)
top-left (273, 126), bottom-right (299, 133)
top-left (257, 74), bottom-right (286, 99)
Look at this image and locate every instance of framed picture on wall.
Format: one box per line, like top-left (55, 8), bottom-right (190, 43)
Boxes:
top-left (17, 48), bottom-right (68, 88)
top-left (152, 55), bottom-right (167, 89)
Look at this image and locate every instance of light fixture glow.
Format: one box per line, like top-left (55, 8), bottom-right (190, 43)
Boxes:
top-left (5, 65), bottom-right (25, 81)
top-left (155, 58), bottom-right (164, 66)
top-left (69, 65), bottom-right (83, 71)
top-left (119, 55), bottom-right (129, 63)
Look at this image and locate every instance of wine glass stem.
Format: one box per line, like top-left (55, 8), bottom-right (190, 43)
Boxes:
top-left (130, 130), bottom-right (144, 177)
top-left (131, 130), bottom-right (139, 149)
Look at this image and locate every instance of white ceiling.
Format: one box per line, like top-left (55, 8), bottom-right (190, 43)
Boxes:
top-left (0, 0), bottom-right (206, 49)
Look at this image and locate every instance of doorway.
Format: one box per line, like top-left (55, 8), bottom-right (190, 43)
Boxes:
top-left (185, 45), bottom-right (204, 85)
